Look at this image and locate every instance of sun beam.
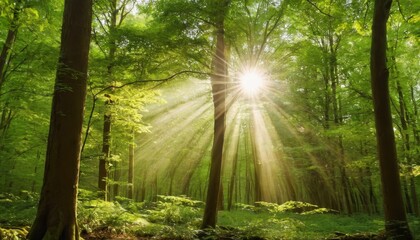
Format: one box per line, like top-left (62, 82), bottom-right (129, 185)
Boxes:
top-left (239, 68), bottom-right (265, 95)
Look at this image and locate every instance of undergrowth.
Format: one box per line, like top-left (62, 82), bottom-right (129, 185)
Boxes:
top-left (1, 190), bottom-right (420, 239)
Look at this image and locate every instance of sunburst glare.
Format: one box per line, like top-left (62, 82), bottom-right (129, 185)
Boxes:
top-left (239, 68), bottom-right (265, 95)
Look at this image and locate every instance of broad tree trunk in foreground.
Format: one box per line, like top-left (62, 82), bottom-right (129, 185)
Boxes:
top-left (202, 1), bottom-right (229, 228)
top-left (370, 0), bottom-right (412, 238)
top-left (27, 0), bottom-right (92, 239)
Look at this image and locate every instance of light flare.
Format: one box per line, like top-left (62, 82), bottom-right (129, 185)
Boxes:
top-left (239, 69), bottom-right (265, 95)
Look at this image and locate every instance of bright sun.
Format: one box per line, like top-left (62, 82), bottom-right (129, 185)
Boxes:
top-left (239, 69), bottom-right (265, 95)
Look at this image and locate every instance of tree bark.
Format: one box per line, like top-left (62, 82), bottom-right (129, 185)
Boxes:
top-left (113, 161), bottom-right (120, 199)
top-left (27, 0), bottom-right (92, 238)
top-left (98, 103), bottom-right (111, 200)
top-left (98, 0), bottom-right (118, 201)
top-left (127, 132), bottom-right (134, 199)
top-left (370, 0), bottom-right (412, 238)
top-left (202, 1), bottom-right (229, 228)
top-left (227, 136), bottom-right (239, 210)
top-left (0, 0), bottom-right (21, 89)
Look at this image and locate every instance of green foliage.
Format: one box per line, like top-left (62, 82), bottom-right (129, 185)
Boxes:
top-left (248, 201), bottom-right (337, 215)
top-left (1, 193), bottom-right (420, 239)
top-left (0, 192), bottom-right (37, 226)
top-left (78, 197), bottom-right (149, 234)
top-left (234, 203), bottom-right (257, 211)
top-left (0, 227), bottom-right (29, 240)
top-left (217, 210), bottom-right (391, 240)
top-left (145, 195), bottom-right (203, 226)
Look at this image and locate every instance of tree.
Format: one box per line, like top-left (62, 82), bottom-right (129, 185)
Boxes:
top-left (370, 0), bottom-right (412, 238)
top-left (94, 0), bottom-right (128, 201)
top-left (27, 0), bottom-right (92, 238)
top-left (202, 0), bottom-right (230, 229)
top-left (0, 0), bottom-right (58, 195)
top-left (127, 130), bottom-right (134, 199)
top-left (0, 0), bottom-right (21, 88)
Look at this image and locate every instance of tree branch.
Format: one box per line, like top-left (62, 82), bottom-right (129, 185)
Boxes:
top-left (306, 0), bottom-right (333, 18)
top-left (94, 70), bottom-right (209, 96)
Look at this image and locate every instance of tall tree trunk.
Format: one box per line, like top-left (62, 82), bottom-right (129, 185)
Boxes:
top-left (98, 0), bottom-right (118, 201)
top-left (27, 0), bottom-right (92, 238)
top-left (0, 0), bottom-right (21, 89)
top-left (399, 87), bottom-right (419, 216)
top-left (218, 183), bottom-right (224, 210)
top-left (202, 1), bottom-right (229, 228)
top-left (127, 132), bottom-right (134, 199)
top-left (113, 162), bottom-right (120, 199)
top-left (393, 38), bottom-right (419, 215)
top-left (31, 150), bottom-right (41, 192)
top-left (370, 0), bottom-right (412, 238)
top-left (227, 137), bottom-right (239, 210)
top-left (409, 84), bottom-right (420, 216)
top-left (98, 103), bottom-right (111, 200)
top-left (244, 129), bottom-right (252, 204)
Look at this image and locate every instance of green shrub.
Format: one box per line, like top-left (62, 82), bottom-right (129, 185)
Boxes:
top-left (254, 201), bottom-right (337, 215)
top-left (234, 203), bottom-right (257, 212)
top-left (0, 192), bottom-right (38, 226)
top-left (77, 199), bottom-right (149, 234)
top-left (145, 195), bottom-right (202, 226)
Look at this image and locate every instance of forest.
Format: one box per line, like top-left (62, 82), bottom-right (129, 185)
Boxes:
top-left (0, 0), bottom-right (419, 239)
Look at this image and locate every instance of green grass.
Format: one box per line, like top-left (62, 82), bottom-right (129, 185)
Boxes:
top-left (218, 210), bottom-right (383, 239)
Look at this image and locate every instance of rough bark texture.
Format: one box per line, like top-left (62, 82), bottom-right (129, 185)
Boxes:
top-left (27, 0), bottom-right (92, 238)
top-left (202, 9), bottom-right (228, 228)
top-left (370, 0), bottom-right (412, 238)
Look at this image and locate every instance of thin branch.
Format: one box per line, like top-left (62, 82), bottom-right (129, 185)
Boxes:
top-left (187, 13), bottom-right (215, 27)
top-left (118, 0), bottom-right (135, 27)
top-left (80, 94), bottom-right (97, 155)
top-left (396, 0), bottom-right (408, 22)
top-left (94, 70), bottom-right (209, 96)
top-left (92, 28), bottom-right (108, 56)
top-left (348, 85), bottom-right (372, 100)
top-left (93, 11), bottom-right (110, 35)
top-left (306, 0), bottom-right (333, 18)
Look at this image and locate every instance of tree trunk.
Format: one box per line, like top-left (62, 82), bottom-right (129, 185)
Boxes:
top-left (393, 46), bottom-right (420, 216)
top-left (0, 0), bottom-right (21, 89)
top-left (227, 138), bottom-right (239, 210)
top-left (98, 0), bottom-right (118, 201)
top-left (202, 2), bottom-right (228, 227)
top-left (27, 0), bottom-right (92, 238)
top-left (127, 132), bottom-right (134, 199)
top-left (370, 0), bottom-right (412, 238)
top-left (113, 162), bottom-right (120, 199)
top-left (98, 104), bottom-right (111, 200)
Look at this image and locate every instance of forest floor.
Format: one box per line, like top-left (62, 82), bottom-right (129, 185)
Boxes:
top-left (79, 229), bottom-right (387, 240)
top-left (1, 192), bottom-right (419, 240)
